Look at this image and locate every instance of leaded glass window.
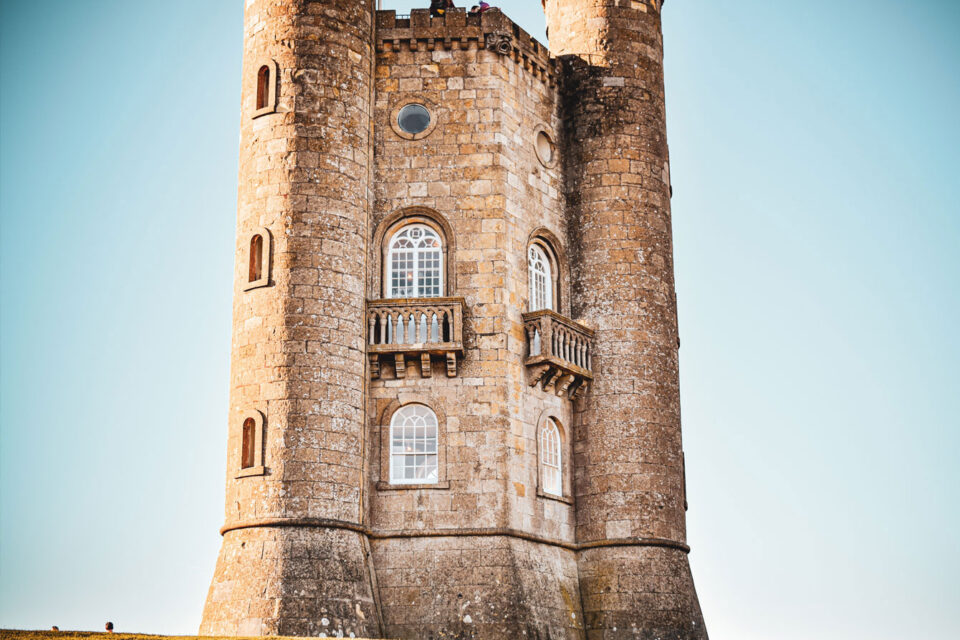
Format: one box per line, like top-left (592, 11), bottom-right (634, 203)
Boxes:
top-left (388, 224), bottom-right (443, 298)
top-left (528, 244), bottom-right (552, 311)
top-left (390, 404), bottom-right (439, 485)
top-left (540, 419), bottom-right (562, 496)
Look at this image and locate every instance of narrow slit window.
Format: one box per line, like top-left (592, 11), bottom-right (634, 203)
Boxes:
top-left (237, 410), bottom-right (267, 477)
top-left (249, 234), bottom-right (263, 282)
top-left (256, 65), bottom-right (270, 110)
top-left (244, 229), bottom-right (271, 291)
top-left (241, 418), bottom-right (256, 469)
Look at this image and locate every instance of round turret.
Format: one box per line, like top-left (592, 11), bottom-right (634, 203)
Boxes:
top-left (200, 1), bottom-right (379, 637)
top-left (546, 0), bottom-right (708, 637)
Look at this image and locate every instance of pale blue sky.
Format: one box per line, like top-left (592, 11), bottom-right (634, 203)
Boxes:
top-left (1, 1), bottom-right (958, 638)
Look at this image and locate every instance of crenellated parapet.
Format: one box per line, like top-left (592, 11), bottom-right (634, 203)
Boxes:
top-left (376, 8), bottom-right (558, 86)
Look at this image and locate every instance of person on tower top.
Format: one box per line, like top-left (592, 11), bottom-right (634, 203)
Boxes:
top-left (469, 2), bottom-right (491, 14)
top-left (430, 0), bottom-right (456, 17)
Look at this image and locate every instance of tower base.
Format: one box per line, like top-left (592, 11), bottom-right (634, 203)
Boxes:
top-left (578, 546), bottom-right (707, 640)
top-left (200, 526), bottom-right (381, 638)
top-left (372, 535), bottom-right (584, 639)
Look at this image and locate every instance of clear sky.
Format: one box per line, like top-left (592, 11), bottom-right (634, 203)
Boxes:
top-left (1, 1), bottom-right (958, 638)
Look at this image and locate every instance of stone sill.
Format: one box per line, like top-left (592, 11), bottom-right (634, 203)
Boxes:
top-left (376, 480), bottom-right (451, 491)
top-left (242, 277), bottom-right (270, 291)
top-left (537, 487), bottom-right (574, 506)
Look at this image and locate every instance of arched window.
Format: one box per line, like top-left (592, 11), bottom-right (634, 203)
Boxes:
top-left (236, 410), bottom-right (266, 478)
top-left (390, 404), bottom-right (439, 485)
top-left (248, 234), bottom-right (263, 283)
top-left (540, 419), bottom-right (562, 496)
top-left (243, 228), bottom-right (271, 291)
top-left (241, 418), bottom-right (256, 469)
top-left (528, 244), bottom-right (553, 311)
top-left (256, 65), bottom-right (270, 110)
top-left (388, 224), bottom-right (443, 298)
top-left (253, 59), bottom-right (278, 118)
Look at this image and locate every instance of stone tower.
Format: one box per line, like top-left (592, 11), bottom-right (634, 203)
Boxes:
top-left (545, 0), bottom-right (707, 636)
top-left (201, 0), bottom-right (706, 638)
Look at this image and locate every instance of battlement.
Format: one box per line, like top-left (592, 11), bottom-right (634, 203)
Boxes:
top-left (376, 8), bottom-right (557, 85)
top-left (543, 0), bottom-right (663, 12)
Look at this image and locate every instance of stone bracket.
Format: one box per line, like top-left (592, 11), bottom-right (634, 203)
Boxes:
top-left (421, 353), bottom-right (432, 378)
top-left (528, 363), bottom-right (590, 400)
top-left (446, 352), bottom-right (457, 377)
top-left (367, 350), bottom-right (461, 380)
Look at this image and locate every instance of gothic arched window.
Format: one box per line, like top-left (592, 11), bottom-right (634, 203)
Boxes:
top-left (388, 224), bottom-right (444, 298)
top-left (390, 404), bottom-right (439, 485)
top-left (540, 418), bottom-right (562, 496)
top-left (528, 244), bottom-right (553, 311)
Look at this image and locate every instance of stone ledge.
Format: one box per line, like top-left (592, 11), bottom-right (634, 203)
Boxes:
top-left (218, 517), bottom-right (691, 554)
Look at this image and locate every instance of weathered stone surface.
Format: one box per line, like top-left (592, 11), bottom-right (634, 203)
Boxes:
top-left (201, 1), bottom-right (706, 638)
top-left (547, 0), bottom-right (707, 636)
top-left (200, 0), bottom-right (378, 636)
top-left (201, 527), bottom-right (379, 638)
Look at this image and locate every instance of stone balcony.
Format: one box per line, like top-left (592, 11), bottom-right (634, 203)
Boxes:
top-left (522, 310), bottom-right (594, 398)
top-left (367, 297), bottom-right (466, 379)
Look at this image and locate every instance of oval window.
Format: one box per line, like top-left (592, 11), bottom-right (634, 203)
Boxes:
top-left (535, 130), bottom-right (555, 166)
top-left (397, 104), bottom-right (431, 135)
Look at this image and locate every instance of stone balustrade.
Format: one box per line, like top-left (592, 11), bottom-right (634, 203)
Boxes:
top-left (522, 310), bottom-right (594, 398)
top-left (367, 297), bottom-right (466, 378)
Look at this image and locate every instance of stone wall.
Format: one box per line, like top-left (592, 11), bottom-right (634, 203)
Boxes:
top-left (367, 9), bottom-right (581, 637)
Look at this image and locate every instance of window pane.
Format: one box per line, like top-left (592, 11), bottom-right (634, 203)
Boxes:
top-left (391, 455), bottom-right (405, 482)
top-left (390, 404), bottom-right (441, 484)
top-left (391, 250), bottom-right (415, 297)
top-left (398, 104), bottom-right (431, 134)
top-left (388, 225), bottom-right (444, 298)
top-left (528, 245), bottom-right (553, 311)
top-left (418, 249), bottom-right (441, 297)
top-left (540, 420), bottom-right (562, 496)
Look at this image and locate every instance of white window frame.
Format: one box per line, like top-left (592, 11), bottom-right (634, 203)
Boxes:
top-left (387, 224), bottom-right (444, 299)
top-left (540, 419), bottom-right (562, 496)
top-left (528, 244), bottom-right (553, 311)
top-left (389, 404), bottom-right (439, 485)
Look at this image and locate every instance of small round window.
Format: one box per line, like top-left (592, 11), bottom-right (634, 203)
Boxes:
top-left (397, 104), bottom-right (431, 135)
top-left (535, 130), bottom-right (556, 167)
